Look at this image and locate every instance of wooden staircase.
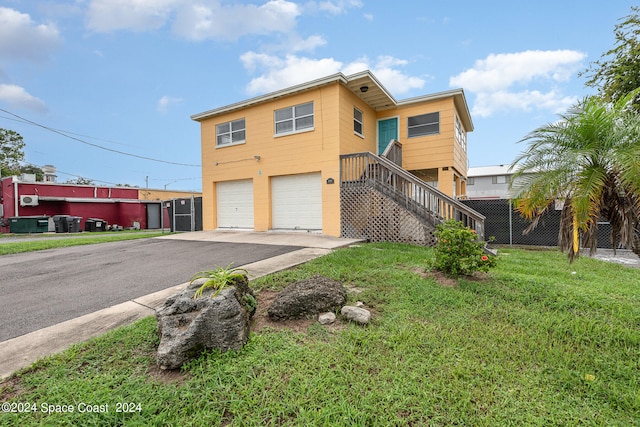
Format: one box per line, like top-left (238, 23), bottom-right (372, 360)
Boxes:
top-left (340, 147), bottom-right (485, 245)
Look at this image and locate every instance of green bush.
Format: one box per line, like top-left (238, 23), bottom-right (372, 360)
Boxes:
top-left (432, 220), bottom-right (496, 276)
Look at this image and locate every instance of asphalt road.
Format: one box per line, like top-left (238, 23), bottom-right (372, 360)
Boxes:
top-left (0, 239), bottom-right (302, 342)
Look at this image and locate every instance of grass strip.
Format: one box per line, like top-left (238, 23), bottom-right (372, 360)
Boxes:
top-left (0, 232), bottom-right (167, 255)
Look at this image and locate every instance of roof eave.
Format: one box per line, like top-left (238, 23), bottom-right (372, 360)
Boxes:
top-left (397, 88), bottom-right (474, 132)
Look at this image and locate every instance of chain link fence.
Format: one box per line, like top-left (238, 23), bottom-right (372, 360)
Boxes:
top-left (462, 199), bottom-right (619, 249)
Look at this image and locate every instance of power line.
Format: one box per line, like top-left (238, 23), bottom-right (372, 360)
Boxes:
top-left (0, 114), bottom-right (138, 148)
top-left (20, 161), bottom-right (121, 186)
top-left (149, 177), bottom-right (201, 181)
top-left (0, 108), bottom-right (201, 167)
top-left (21, 161), bottom-right (202, 188)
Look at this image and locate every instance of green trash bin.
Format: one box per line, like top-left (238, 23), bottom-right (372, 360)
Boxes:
top-left (9, 216), bottom-right (50, 233)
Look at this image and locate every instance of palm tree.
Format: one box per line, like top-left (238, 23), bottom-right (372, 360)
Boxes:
top-left (510, 90), bottom-right (640, 261)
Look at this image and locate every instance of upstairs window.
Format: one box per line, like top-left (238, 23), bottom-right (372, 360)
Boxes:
top-left (354, 107), bottom-right (364, 136)
top-left (274, 101), bottom-right (314, 135)
top-left (408, 112), bottom-right (439, 138)
top-left (455, 115), bottom-right (467, 152)
top-left (492, 175), bottom-right (508, 184)
top-left (216, 118), bottom-right (246, 147)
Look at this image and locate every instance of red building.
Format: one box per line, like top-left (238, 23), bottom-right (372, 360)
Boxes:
top-left (0, 175), bottom-right (160, 233)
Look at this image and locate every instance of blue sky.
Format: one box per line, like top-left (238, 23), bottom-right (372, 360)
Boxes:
top-left (0, 0), bottom-right (636, 191)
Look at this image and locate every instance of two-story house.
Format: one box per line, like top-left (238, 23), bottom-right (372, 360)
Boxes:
top-left (192, 70), bottom-right (484, 243)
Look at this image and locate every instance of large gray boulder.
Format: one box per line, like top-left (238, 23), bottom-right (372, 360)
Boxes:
top-left (156, 275), bottom-right (256, 370)
top-left (267, 275), bottom-right (346, 321)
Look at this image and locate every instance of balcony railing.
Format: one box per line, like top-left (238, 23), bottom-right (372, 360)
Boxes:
top-left (340, 152), bottom-right (485, 240)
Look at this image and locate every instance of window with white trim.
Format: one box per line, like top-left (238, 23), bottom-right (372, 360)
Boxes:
top-left (455, 115), bottom-right (467, 152)
top-left (354, 107), bottom-right (363, 136)
top-left (274, 101), bottom-right (314, 135)
top-left (216, 118), bottom-right (246, 147)
top-left (467, 177), bottom-right (475, 186)
top-left (408, 112), bottom-right (439, 138)
top-left (492, 175), bottom-right (508, 184)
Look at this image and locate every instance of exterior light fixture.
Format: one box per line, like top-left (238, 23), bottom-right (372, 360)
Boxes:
top-left (360, 85), bottom-right (369, 93)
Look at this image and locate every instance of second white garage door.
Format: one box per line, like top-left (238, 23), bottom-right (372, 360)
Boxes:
top-left (217, 179), bottom-right (254, 229)
top-left (272, 173), bottom-right (322, 231)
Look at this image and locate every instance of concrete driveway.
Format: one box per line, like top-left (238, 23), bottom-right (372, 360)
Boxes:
top-left (0, 231), bottom-right (362, 379)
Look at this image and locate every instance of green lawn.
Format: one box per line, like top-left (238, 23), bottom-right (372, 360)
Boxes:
top-left (1, 243), bottom-right (638, 426)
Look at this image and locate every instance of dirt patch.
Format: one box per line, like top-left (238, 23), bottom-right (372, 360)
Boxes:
top-left (412, 268), bottom-right (490, 287)
top-left (147, 364), bottom-right (189, 386)
top-left (413, 268), bottom-right (458, 287)
top-left (0, 376), bottom-right (27, 401)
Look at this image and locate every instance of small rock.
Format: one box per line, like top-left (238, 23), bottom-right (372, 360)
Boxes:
top-left (318, 312), bottom-right (336, 325)
top-left (341, 306), bottom-right (371, 325)
top-left (355, 301), bottom-right (364, 307)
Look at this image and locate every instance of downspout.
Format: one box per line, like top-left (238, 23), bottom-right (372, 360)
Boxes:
top-left (190, 196), bottom-right (195, 232)
top-left (14, 178), bottom-right (19, 217)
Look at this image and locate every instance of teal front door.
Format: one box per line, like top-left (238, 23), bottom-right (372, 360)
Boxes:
top-left (378, 118), bottom-right (398, 155)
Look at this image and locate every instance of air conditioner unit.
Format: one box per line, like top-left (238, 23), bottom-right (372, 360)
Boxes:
top-left (20, 195), bottom-right (39, 206)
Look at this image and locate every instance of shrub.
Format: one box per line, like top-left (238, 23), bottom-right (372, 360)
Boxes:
top-left (432, 220), bottom-right (496, 276)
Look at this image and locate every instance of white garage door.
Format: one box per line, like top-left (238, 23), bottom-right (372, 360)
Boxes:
top-left (272, 173), bottom-right (322, 231)
top-left (217, 179), bottom-right (254, 229)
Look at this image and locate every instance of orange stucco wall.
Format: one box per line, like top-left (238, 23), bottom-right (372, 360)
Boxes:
top-left (198, 82), bottom-right (470, 235)
top-left (200, 83), bottom-right (347, 236)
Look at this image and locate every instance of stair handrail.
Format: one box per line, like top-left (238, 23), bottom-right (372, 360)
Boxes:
top-left (340, 152), bottom-right (485, 239)
top-left (381, 139), bottom-right (402, 167)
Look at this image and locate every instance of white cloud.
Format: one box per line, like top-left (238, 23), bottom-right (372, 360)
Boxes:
top-left (0, 7), bottom-right (61, 62)
top-left (173, 0), bottom-right (300, 41)
top-left (319, 0), bottom-right (363, 14)
top-left (156, 95), bottom-right (183, 113)
top-left (0, 84), bottom-right (47, 112)
top-left (289, 35), bottom-right (327, 53)
top-left (242, 54), bottom-right (343, 94)
top-left (85, 0), bottom-right (324, 42)
top-left (343, 56), bottom-right (426, 95)
top-left (472, 90), bottom-right (578, 118)
top-left (241, 53), bottom-right (425, 96)
top-left (303, 0), bottom-right (363, 15)
top-left (86, 0), bottom-right (180, 32)
top-left (449, 49), bottom-right (586, 117)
